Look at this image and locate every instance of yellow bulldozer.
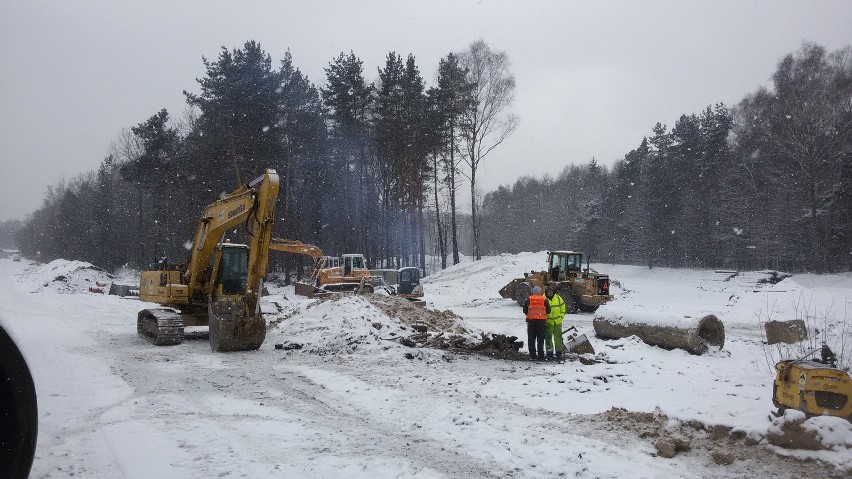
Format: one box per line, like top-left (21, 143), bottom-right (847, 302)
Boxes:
top-left (499, 250), bottom-right (614, 312)
top-left (137, 169), bottom-right (279, 352)
top-left (294, 253), bottom-right (396, 297)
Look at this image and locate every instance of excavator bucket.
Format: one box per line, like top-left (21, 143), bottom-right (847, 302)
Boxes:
top-left (208, 300), bottom-right (266, 352)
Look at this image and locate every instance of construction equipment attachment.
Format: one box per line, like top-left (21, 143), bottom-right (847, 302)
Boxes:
top-left (562, 325), bottom-right (595, 355)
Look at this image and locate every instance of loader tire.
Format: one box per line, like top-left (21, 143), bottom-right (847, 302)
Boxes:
top-left (558, 288), bottom-right (578, 314)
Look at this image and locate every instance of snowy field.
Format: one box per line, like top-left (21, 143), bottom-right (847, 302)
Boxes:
top-left (1, 253), bottom-right (851, 478)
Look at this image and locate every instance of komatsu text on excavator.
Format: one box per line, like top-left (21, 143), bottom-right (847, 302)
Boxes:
top-left (137, 169), bottom-right (280, 352)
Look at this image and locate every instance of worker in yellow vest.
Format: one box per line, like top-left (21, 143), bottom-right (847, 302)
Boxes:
top-left (523, 286), bottom-right (551, 361)
top-left (544, 286), bottom-right (566, 360)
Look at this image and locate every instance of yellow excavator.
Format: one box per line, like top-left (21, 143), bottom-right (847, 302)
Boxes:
top-left (137, 169), bottom-right (280, 352)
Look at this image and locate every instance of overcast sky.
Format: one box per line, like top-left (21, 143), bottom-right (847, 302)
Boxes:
top-left (1, 0), bottom-right (851, 222)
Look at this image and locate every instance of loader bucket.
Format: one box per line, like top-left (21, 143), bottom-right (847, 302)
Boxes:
top-left (498, 279), bottom-right (520, 299)
top-left (208, 300), bottom-right (265, 352)
top-left (499, 279), bottom-right (533, 305)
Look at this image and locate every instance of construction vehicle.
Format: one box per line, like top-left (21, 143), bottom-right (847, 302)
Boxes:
top-left (137, 169), bottom-right (280, 352)
top-left (371, 266), bottom-right (426, 306)
top-left (295, 253), bottom-right (386, 297)
top-left (499, 250), bottom-right (613, 312)
top-left (772, 346), bottom-right (851, 420)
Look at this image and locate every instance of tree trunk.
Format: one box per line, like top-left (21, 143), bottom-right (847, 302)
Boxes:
top-left (449, 126), bottom-right (460, 265)
top-left (470, 166), bottom-right (481, 260)
top-left (433, 154), bottom-right (447, 270)
top-left (418, 191), bottom-right (426, 276)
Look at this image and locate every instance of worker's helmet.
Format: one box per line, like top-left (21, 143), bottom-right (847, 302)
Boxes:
top-left (532, 286), bottom-right (542, 295)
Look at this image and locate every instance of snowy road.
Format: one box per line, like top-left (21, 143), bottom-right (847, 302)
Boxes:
top-left (1, 257), bottom-right (848, 478)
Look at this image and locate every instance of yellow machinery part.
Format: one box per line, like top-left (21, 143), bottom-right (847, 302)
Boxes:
top-left (773, 360), bottom-right (852, 419)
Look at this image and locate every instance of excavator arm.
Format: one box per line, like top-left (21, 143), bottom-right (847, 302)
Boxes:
top-left (269, 238), bottom-right (324, 258)
top-left (184, 170), bottom-right (280, 306)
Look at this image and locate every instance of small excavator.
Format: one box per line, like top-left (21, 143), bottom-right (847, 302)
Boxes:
top-left (137, 169), bottom-right (279, 352)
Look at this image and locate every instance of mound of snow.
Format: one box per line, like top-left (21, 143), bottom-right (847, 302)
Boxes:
top-left (803, 415), bottom-right (852, 450)
top-left (266, 294), bottom-right (477, 354)
top-left (17, 259), bottom-right (113, 294)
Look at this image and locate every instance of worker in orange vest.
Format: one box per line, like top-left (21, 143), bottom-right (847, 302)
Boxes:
top-left (523, 286), bottom-right (551, 361)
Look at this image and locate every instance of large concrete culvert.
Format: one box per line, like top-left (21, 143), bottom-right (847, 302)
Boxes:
top-left (592, 314), bottom-right (725, 355)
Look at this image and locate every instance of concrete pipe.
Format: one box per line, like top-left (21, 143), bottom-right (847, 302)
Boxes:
top-left (592, 314), bottom-right (725, 355)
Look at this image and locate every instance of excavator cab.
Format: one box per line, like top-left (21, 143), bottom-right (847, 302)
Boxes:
top-left (341, 254), bottom-right (367, 277)
top-left (398, 267), bottom-right (420, 295)
top-left (217, 244), bottom-right (249, 295)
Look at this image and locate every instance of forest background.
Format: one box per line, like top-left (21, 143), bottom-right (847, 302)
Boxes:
top-left (3, 40), bottom-right (851, 275)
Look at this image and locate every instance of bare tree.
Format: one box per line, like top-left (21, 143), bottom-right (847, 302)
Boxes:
top-left (458, 39), bottom-right (518, 260)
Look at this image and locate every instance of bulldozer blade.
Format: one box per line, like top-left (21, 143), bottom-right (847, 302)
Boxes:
top-left (564, 333), bottom-right (595, 355)
top-left (208, 301), bottom-right (265, 352)
top-left (294, 281), bottom-right (318, 298)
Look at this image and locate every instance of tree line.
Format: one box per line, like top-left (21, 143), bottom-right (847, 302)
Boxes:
top-left (14, 42), bottom-right (851, 274)
top-left (15, 39), bottom-right (517, 275)
top-left (480, 43), bottom-right (852, 273)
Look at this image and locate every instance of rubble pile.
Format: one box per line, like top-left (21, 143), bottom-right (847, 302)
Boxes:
top-left (362, 294), bottom-right (528, 356)
top-left (18, 259), bottom-right (114, 294)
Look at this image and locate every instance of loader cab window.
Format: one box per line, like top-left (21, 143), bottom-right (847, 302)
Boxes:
top-left (566, 254), bottom-right (582, 272)
top-left (400, 268), bottom-right (418, 283)
top-left (219, 246), bottom-right (248, 295)
top-left (551, 254), bottom-right (567, 280)
top-left (343, 255), bottom-right (365, 277)
top-left (398, 267), bottom-right (419, 295)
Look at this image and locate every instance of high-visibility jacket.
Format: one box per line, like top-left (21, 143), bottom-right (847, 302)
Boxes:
top-left (526, 295), bottom-right (548, 320)
top-left (547, 293), bottom-right (566, 321)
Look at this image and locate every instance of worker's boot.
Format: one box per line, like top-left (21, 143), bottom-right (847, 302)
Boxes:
top-left (546, 351), bottom-right (554, 360)
top-left (555, 351), bottom-right (563, 360)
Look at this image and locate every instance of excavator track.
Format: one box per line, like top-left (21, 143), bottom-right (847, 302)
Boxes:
top-left (137, 308), bottom-right (184, 346)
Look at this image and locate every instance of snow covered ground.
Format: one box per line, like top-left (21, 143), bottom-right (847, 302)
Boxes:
top-left (1, 253), bottom-right (850, 478)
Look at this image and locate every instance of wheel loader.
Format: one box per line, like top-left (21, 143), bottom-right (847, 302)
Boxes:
top-left (499, 251), bottom-right (613, 312)
top-left (137, 169), bottom-right (279, 352)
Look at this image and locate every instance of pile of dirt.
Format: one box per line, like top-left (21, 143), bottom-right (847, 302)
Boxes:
top-left (580, 407), bottom-right (845, 475)
top-left (269, 293), bottom-right (533, 357)
top-left (18, 259), bottom-right (113, 294)
top-left (362, 294), bottom-right (470, 335)
top-left (362, 295), bottom-right (535, 357)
